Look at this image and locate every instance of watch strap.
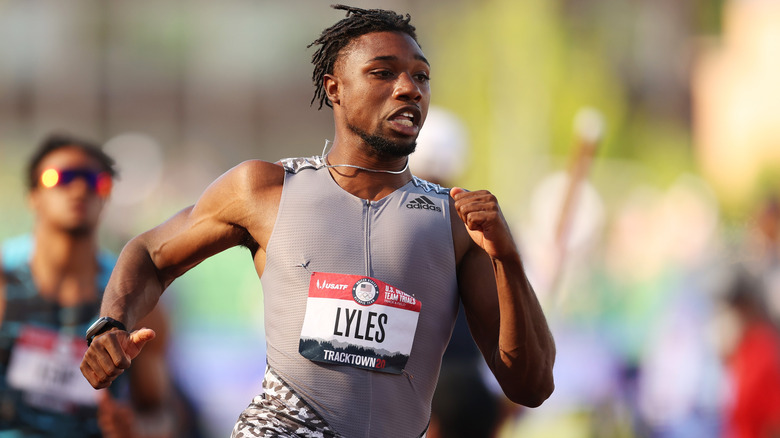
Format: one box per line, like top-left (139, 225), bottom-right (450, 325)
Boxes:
top-left (86, 316), bottom-right (127, 346)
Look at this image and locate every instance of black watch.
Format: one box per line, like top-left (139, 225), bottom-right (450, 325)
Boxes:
top-left (86, 316), bottom-right (127, 346)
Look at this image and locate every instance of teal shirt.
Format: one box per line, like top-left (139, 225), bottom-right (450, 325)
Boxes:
top-left (0, 235), bottom-right (121, 437)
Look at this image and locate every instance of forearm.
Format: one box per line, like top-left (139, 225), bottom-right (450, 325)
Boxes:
top-left (490, 252), bottom-right (556, 406)
top-left (100, 235), bottom-right (167, 329)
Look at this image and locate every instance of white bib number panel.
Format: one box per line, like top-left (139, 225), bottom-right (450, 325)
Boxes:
top-left (299, 272), bottom-right (422, 374)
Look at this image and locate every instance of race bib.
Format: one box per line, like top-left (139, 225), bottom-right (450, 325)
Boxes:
top-left (6, 325), bottom-right (98, 407)
top-left (299, 272), bottom-right (422, 374)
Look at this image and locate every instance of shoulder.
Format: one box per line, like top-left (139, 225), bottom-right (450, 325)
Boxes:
top-left (186, 160), bottom-right (284, 230)
top-left (207, 160), bottom-right (284, 249)
top-left (0, 235), bottom-right (33, 306)
top-left (1, 234), bottom-right (33, 271)
top-left (228, 159), bottom-right (286, 188)
top-left (208, 160), bottom-right (285, 203)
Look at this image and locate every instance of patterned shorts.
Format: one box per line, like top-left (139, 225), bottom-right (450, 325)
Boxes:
top-left (230, 367), bottom-right (342, 438)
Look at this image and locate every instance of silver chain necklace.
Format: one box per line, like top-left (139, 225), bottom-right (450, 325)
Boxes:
top-left (321, 139), bottom-right (409, 175)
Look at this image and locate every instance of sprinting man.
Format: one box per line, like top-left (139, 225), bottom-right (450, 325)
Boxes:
top-left (80, 5), bottom-right (556, 437)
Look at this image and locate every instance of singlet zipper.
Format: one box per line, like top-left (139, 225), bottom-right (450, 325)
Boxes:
top-left (364, 198), bottom-right (373, 437)
top-left (364, 199), bottom-right (371, 276)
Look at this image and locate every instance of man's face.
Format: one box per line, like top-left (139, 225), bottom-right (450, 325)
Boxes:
top-left (29, 146), bottom-right (111, 236)
top-left (330, 31), bottom-right (431, 158)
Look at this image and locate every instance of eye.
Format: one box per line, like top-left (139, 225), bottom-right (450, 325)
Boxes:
top-left (415, 73), bottom-right (430, 83)
top-left (370, 70), bottom-right (395, 79)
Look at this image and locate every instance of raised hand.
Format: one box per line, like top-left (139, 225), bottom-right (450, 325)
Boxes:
top-left (450, 187), bottom-right (517, 260)
top-left (80, 328), bottom-right (156, 389)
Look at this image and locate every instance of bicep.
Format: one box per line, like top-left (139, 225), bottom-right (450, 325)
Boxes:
top-left (140, 168), bottom-right (257, 284)
top-left (142, 206), bottom-right (245, 284)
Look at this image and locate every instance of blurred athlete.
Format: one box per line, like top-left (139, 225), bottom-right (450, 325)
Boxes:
top-left (0, 134), bottom-right (176, 437)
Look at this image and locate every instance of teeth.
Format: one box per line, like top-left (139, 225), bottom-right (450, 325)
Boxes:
top-left (392, 111), bottom-right (415, 127)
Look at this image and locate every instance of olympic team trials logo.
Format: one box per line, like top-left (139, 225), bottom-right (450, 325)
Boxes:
top-left (352, 278), bottom-right (379, 305)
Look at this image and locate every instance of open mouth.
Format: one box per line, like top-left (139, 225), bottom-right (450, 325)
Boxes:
top-left (393, 111), bottom-right (415, 127)
top-left (389, 107), bottom-right (421, 129)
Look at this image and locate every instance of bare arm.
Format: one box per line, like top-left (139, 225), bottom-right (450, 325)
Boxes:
top-left (450, 187), bottom-right (555, 407)
top-left (81, 160), bottom-right (283, 389)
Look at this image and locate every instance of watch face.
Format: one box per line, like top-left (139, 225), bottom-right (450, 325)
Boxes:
top-left (86, 317), bottom-right (109, 339)
top-left (86, 317), bottom-right (126, 345)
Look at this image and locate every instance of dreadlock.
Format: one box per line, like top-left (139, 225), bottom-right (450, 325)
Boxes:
top-left (308, 4), bottom-right (419, 110)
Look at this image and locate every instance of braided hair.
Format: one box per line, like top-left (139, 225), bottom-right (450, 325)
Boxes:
top-left (308, 4), bottom-right (419, 110)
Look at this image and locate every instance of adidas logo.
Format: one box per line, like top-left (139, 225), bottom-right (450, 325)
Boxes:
top-left (406, 196), bottom-right (442, 212)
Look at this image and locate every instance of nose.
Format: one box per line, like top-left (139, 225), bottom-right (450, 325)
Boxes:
top-left (66, 176), bottom-right (93, 196)
top-left (392, 72), bottom-right (422, 102)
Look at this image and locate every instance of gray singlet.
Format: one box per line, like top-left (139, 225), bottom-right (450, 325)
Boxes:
top-left (259, 156), bottom-right (460, 437)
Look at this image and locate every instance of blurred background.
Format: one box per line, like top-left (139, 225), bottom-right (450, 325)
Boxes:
top-left (2, 0), bottom-right (780, 437)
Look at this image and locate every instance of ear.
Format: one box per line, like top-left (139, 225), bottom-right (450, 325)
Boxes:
top-left (323, 74), bottom-right (340, 106)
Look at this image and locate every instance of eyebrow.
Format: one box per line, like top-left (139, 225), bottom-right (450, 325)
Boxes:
top-left (369, 54), bottom-right (430, 67)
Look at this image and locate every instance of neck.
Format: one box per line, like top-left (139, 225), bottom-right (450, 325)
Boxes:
top-left (324, 139), bottom-right (412, 201)
top-left (30, 225), bottom-right (100, 304)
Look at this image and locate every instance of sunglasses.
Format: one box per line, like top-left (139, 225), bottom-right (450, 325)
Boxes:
top-left (39, 168), bottom-right (113, 197)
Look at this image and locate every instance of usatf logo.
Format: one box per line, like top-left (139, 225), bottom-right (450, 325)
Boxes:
top-left (406, 196), bottom-right (442, 212)
top-left (352, 278), bottom-right (380, 305)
